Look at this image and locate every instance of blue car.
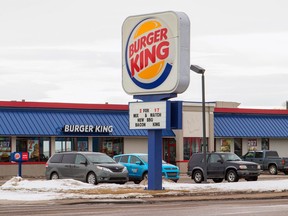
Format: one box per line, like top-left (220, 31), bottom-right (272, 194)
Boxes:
top-left (113, 153), bottom-right (180, 184)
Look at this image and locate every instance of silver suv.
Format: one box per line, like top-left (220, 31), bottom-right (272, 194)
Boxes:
top-left (45, 152), bottom-right (129, 185)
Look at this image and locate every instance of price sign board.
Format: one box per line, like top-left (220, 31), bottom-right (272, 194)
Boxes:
top-left (129, 101), bottom-right (170, 129)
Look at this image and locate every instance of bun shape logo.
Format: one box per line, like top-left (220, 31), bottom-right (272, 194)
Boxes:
top-left (125, 18), bottom-right (175, 89)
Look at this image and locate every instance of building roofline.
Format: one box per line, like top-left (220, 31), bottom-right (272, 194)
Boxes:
top-left (214, 107), bottom-right (288, 115)
top-left (0, 101), bottom-right (129, 111)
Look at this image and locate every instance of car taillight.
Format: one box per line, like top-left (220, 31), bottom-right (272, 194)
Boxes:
top-left (282, 159), bottom-right (285, 165)
top-left (45, 163), bottom-right (49, 168)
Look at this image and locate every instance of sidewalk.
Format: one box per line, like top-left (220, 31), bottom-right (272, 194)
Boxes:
top-left (2, 191), bottom-right (287, 206)
top-left (1, 175), bottom-right (288, 204)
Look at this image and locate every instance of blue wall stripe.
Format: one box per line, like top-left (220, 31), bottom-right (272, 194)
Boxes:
top-left (0, 108), bottom-right (175, 137)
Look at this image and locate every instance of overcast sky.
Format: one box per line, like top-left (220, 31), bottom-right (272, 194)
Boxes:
top-left (0, 0), bottom-right (287, 108)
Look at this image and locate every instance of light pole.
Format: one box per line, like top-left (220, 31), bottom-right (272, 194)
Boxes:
top-left (190, 65), bottom-right (207, 183)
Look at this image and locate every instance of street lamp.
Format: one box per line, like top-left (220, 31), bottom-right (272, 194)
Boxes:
top-left (190, 64), bottom-right (207, 183)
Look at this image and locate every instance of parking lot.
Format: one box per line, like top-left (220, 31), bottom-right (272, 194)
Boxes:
top-left (179, 171), bottom-right (287, 183)
top-left (1, 171), bottom-right (287, 186)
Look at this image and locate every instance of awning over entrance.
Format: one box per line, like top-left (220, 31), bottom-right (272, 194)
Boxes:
top-left (214, 112), bottom-right (288, 138)
top-left (0, 107), bottom-right (175, 137)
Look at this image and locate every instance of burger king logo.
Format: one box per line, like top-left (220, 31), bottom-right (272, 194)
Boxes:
top-left (14, 153), bottom-right (21, 160)
top-left (124, 18), bottom-right (175, 90)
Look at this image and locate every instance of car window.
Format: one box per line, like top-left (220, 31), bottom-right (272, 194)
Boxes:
top-left (138, 155), bottom-right (148, 163)
top-left (200, 154), bottom-right (209, 163)
top-left (120, 155), bottom-right (129, 163)
top-left (221, 153), bottom-right (241, 161)
top-left (130, 156), bottom-right (141, 164)
top-left (114, 156), bottom-right (120, 163)
top-left (75, 154), bottom-right (86, 164)
top-left (49, 154), bottom-right (63, 163)
top-left (245, 152), bottom-right (255, 158)
top-left (266, 151), bottom-right (278, 157)
top-left (255, 152), bottom-right (263, 158)
top-left (209, 154), bottom-right (221, 163)
top-left (86, 153), bottom-right (116, 164)
top-left (62, 154), bottom-right (76, 164)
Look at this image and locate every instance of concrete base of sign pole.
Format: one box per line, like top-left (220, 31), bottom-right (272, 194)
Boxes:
top-left (148, 129), bottom-right (163, 190)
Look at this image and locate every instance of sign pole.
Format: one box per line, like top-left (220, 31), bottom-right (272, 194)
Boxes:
top-left (18, 162), bottom-right (22, 177)
top-left (148, 130), bottom-right (162, 190)
top-left (134, 94), bottom-right (174, 190)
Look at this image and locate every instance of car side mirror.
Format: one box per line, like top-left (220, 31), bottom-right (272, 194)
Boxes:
top-left (80, 160), bottom-right (88, 166)
top-left (135, 161), bottom-right (142, 165)
top-left (217, 159), bottom-right (223, 163)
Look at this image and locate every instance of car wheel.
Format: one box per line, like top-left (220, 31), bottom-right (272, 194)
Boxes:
top-left (226, 170), bottom-right (239, 182)
top-left (268, 164), bottom-right (278, 175)
top-left (87, 172), bottom-right (98, 185)
top-left (50, 172), bottom-right (59, 180)
top-left (212, 178), bottom-right (223, 183)
top-left (283, 171), bottom-right (288, 175)
top-left (193, 170), bottom-right (203, 183)
top-left (134, 180), bottom-right (141, 184)
top-left (143, 172), bottom-right (148, 180)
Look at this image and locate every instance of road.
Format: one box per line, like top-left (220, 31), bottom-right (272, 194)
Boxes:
top-left (1, 198), bottom-right (288, 216)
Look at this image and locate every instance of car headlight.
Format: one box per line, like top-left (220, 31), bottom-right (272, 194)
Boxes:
top-left (97, 166), bottom-right (112, 173)
top-left (122, 166), bottom-right (127, 172)
top-left (257, 164), bottom-right (261, 170)
top-left (239, 165), bottom-right (247, 170)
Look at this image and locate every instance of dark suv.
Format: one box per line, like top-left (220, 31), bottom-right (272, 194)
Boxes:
top-left (45, 152), bottom-right (129, 185)
top-left (187, 152), bottom-right (261, 183)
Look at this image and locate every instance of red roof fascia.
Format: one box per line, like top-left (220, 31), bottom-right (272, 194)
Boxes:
top-left (0, 101), bottom-right (128, 111)
top-left (214, 107), bottom-right (288, 115)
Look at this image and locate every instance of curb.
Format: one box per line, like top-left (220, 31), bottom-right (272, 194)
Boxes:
top-left (1, 191), bottom-right (288, 205)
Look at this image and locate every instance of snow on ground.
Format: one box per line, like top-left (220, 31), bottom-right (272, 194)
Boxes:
top-left (0, 177), bottom-right (288, 201)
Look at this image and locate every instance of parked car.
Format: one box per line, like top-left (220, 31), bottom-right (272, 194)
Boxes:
top-left (242, 150), bottom-right (288, 175)
top-left (187, 152), bottom-right (261, 183)
top-left (45, 152), bottom-right (129, 185)
top-left (113, 153), bottom-right (180, 184)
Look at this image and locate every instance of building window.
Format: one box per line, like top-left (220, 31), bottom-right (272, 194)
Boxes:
top-left (183, 138), bottom-right (203, 160)
top-left (55, 137), bottom-right (88, 153)
top-left (77, 137), bottom-right (88, 151)
top-left (221, 139), bottom-right (232, 152)
top-left (234, 138), bottom-right (242, 157)
top-left (163, 138), bottom-right (176, 165)
top-left (247, 139), bottom-right (257, 151)
top-left (55, 137), bottom-right (73, 152)
top-left (261, 138), bottom-right (269, 150)
top-left (16, 137), bottom-right (50, 162)
top-left (99, 137), bottom-right (123, 157)
top-left (0, 137), bottom-right (11, 162)
top-left (42, 138), bottom-right (50, 161)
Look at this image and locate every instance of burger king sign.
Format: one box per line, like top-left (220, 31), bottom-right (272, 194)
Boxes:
top-left (122, 11), bottom-right (190, 95)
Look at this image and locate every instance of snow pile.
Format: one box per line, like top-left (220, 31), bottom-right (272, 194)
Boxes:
top-left (0, 177), bottom-right (288, 201)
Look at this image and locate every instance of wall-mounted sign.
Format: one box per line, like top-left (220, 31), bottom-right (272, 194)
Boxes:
top-left (122, 11), bottom-right (190, 95)
top-left (11, 152), bottom-right (29, 162)
top-left (129, 101), bottom-right (170, 129)
top-left (63, 125), bottom-right (113, 133)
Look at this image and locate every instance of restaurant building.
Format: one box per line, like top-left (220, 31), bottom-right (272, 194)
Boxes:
top-left (0, 100), bottom-right (287, 176)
